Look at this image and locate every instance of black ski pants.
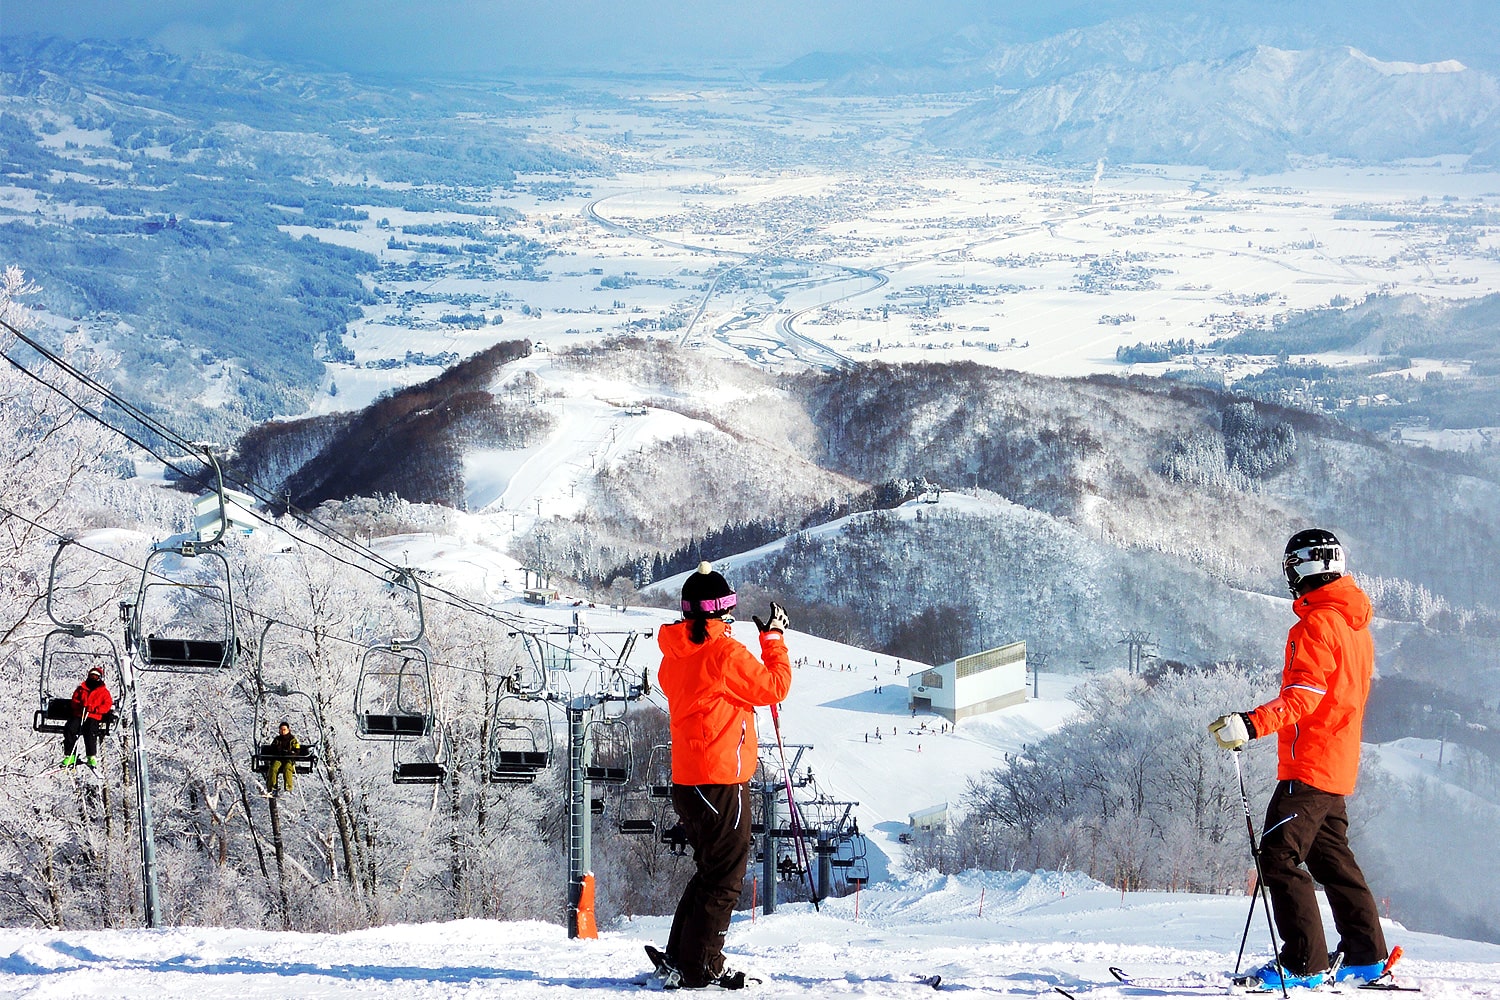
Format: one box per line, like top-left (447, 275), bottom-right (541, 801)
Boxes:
top-left (667, 782), bottom-right (752, 986)
top-left (1260, 779), bottom-right (1387, 974)
top-left (62, 716), bottom-right (101, 759)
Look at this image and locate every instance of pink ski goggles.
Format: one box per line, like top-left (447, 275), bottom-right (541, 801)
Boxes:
top-left (682, 593), bottom-right (737, 615)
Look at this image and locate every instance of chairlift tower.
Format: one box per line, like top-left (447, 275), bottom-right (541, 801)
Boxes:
top-left (514, 624), bottom-right (650, 939)
top-left (117, 444), bottom-right (235, 928)
top-left (751, 742), bottom-right (812, 915)
top-left (793, 788), bottom-right (862, 904)
top-left (1119, 630), bottom-right (1157, 676)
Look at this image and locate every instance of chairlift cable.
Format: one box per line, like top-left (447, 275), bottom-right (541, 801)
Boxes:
top-left (0, 317), bottom-right (548, 634)
top-left (0, 501), bottom-right (518, 680)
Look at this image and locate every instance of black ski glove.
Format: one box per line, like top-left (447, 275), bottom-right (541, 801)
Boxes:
top-left (753, 602), bottom-right (789, 634)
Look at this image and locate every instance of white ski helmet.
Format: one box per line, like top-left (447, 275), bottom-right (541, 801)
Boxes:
top-left (1283, 528), bottom-right (1345, 596)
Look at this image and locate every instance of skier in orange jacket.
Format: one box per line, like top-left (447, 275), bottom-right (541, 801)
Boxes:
top-left (1210, 529), bottom-right (1388, 989)
top-left (651, 562), bottom-right (791, 990)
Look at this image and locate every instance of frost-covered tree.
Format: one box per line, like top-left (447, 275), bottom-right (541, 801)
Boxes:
top-left (943, 667), bottom-right (1274, 893)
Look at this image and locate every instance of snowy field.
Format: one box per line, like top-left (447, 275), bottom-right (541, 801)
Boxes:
top-left (268, 85), bottom-right (1500, 419)
top-left (5, 869), bottom-right (1499, 998)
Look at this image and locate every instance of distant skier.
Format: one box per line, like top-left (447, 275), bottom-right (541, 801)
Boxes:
top-left (264, 720), bottom-right (301, 796)
top-left (650, 562), bottom-right (791, 991)
top-left (1209, 529), bottom-right (1389, 988)
top-left (61, 664), bottom-right (113, 770)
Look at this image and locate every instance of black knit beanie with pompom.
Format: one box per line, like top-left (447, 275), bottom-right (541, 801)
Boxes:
top-left (680, 561), bottom-right (736, 618)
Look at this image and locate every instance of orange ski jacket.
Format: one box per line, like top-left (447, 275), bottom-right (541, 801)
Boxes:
top-left (1247, 574), bottom-right (1374, 796)
top-left (656, 619), bottom-right (792, 786)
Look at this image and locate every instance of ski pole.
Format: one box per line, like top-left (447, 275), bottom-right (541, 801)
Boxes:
top-left (769, 701), bottom-right (819, 911)
top-left (1237, 811), bottom-right (1294, 978)
top-left (1233, 748), bottom-right (1287, 1000)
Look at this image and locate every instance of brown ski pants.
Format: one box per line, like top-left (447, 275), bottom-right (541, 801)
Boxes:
top-left (667, 782), bottom-right (752, 986)
top-left (1260, 779), bottom-right (1387, 974)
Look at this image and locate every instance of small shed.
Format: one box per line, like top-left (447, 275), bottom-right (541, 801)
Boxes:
top-left (907, 640), bottom-right (1027, 723)
top-left (908, 802), bottom-right (949, 834)
top-left (524, 587), bottom-right (559, 606)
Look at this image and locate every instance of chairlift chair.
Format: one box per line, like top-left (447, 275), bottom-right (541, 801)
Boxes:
top-left (508, 633), bottom-right (554, 697)
top-left (646, 743), bottom-right (673, 799)
top-left (659, 821), bottom-right (689, 856)
top-left (392, 732), bottom-right (448, 785)
top-left (132, 542), bottom-right (238, 673)
top-left (130, 448), bottom-right (240, 674)
top-left (354, 645), bottom-right (436, 739)
top-left (34, 631), bottom-right (121, 736)
top-left (250, 688), bottom-right (321, 775)
top-left (617, 790), bottom-right (657, 836)
top-left (520, 630), bottom-right (575, 683)
top-left (354, 568), bottom-right (436, 739)
top-left (583, 716), bottom-right (631, 785)
top-left (487, 695), bottom-right (554, 784)
top-left (35, 539), bottom-right (121, 736)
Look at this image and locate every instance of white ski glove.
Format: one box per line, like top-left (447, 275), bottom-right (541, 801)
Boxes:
top-left (753, 602), bottom-right (789, 634)
top-left (1208, 713), bottom-right (1255, 750)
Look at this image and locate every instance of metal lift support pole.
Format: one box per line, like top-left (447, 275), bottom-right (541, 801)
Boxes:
top-left (119, 608), bottom-right (160, 927)
top-left (761, 781), bottom-right (777, 915)
top-left (566, 695), bottom-right (592, 939)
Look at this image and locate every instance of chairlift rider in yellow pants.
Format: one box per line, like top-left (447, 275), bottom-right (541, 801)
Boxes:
top-left (265, 721), bottom-right (300, 794)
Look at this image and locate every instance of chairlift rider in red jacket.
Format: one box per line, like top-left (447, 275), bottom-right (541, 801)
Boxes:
top-left (62, 664), bottom-right (113, 769)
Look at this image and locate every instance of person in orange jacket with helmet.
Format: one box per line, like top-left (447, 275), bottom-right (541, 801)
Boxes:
top-left (650, 562), bottom-right (791, 991)
top-left (1210, 529), bottom-right (1389, 989)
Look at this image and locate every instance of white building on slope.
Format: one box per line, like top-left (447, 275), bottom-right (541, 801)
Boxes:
top-left (907, 641), bottom-right (1027, 723)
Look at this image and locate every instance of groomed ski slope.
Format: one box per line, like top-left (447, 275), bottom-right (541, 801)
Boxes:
top-left (5, 869), bottom-right (1499, 998)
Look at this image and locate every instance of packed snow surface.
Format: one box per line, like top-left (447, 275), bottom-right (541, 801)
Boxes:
top-left (4, 869), bottom-right (1498, 998)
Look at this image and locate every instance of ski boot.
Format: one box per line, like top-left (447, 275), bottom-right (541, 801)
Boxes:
top-left (1332, 946), bottom-right (1402, 985)
top-left (85, 756), bottom-right (100, 770)
top-left (1245, 961), bottom-right (1326, 990)
top-left (60, 754), bottom-right (78, 768)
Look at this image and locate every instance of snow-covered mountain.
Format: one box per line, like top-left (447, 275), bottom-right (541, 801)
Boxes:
top-left (272, 339), bottom-right (1500, 676)
top-left (767, 15), bottom-right (1261, 94)
top-left (766, 13), bottom-right (1500, 170)
top-left (925, 45), bottom-right (1500, 170)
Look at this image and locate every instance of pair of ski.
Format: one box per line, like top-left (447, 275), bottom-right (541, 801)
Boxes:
top-left (636, 946), bottom-right (940, 991)
top-left (1075, 948), bottom-right (1416, 997)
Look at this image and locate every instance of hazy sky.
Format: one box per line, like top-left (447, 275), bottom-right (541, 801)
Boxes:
top-left (5, 1), bottom-right (999, 73)
top-left (6, 1), bottom-right (1498, 75)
